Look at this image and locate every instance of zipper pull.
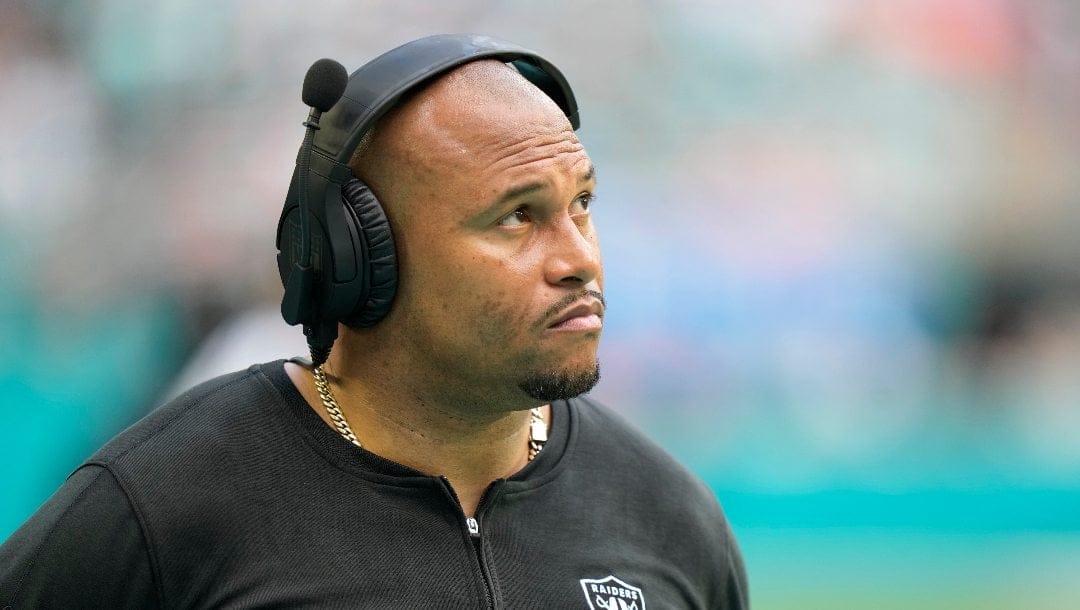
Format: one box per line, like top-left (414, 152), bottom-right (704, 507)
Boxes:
top-left (466, 517), bottom-right (480, 538)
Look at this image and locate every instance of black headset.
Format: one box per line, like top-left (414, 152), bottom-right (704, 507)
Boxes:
top-left (275, 34), bottom-right (581, 365)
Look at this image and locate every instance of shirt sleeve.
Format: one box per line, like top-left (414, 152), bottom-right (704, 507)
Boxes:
top-left (722, 516), bottom-right (750, 609)
top-left (0, 464), bottom-right (159, 609)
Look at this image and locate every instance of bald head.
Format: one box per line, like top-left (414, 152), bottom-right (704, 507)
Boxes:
top-left (348, 60), bottom-right (574, 213)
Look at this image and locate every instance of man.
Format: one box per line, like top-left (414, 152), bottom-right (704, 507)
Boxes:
top-left (1, 37), bottom-right (747, 608)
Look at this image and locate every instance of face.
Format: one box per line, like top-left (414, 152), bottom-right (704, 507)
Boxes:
top-left (365, 62), bottom-right (603, 407)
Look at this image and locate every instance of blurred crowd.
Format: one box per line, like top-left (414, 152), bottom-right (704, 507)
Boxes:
top-left (2, 0), bottom-right (1079, 544)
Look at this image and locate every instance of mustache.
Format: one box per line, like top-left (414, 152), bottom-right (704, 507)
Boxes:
top-left (541, 289), bottom-right (606, 323)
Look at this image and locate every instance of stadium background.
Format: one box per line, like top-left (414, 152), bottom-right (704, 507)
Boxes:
top-left (2, 1), bottom-right (1079, 608)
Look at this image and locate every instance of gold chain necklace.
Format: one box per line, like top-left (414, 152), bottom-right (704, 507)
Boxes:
top-left (312, 364), bottom-right (547, 461)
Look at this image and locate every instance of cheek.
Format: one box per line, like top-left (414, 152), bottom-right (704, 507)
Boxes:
top-left (472, 294), bottom-right (518, 340)
top-left (455, 267), bottom-right (533, 339)
top-left (405, 246), bottom-right (531, 335)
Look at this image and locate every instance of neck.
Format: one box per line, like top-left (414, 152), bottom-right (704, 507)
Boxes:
top-left (286, 343), bottom-right (548, 517)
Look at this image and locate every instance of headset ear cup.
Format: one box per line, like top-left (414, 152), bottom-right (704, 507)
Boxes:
top-left (340, 177), bottom-right (398, 326)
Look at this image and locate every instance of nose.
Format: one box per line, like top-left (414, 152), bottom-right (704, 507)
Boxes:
top-left (544, 215), bottom-right (602, 288)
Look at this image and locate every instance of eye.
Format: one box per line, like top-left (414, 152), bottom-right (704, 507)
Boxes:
top-left (497, 207), bottom-right (530, 227)
top-left (571, 193), bottom-right (594, 215)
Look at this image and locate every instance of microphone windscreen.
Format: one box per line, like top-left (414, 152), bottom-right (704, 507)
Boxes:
top-left (302, 58), bottom-right (348, 112)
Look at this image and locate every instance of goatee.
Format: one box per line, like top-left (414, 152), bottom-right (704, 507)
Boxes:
top-left (518, 363), bottom-right (601, 401)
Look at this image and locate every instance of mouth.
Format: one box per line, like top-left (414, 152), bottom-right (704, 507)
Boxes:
top-left (546, 298), bottom-right (604, 332)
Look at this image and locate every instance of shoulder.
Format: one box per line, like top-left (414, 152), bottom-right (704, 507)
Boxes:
top-left (88, 362), bottom-right (286, 467)
top-left (566, 395), bottom-right (731, 529)
top-left (76, 362), bottom-right (299, 537)
top-left (569, 396), bottom-right (715, 497)
top-left (0, 465), bottom-right (158, 607)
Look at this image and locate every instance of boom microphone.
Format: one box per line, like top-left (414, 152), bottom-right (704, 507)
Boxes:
top-left (284, 58), bottom-right (350, 364)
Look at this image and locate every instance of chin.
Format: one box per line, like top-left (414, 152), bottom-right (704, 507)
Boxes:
top-left (516, 361), bottom-right (600, 402)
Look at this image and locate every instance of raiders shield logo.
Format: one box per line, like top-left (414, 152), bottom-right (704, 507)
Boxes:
top-left (579, 575), bottom-right (646, 610)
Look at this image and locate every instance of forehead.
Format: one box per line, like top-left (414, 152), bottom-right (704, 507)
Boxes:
top-left (422, 96), bottom-right (587, 195)
top-left (440, 110), bottom-right (586, 174)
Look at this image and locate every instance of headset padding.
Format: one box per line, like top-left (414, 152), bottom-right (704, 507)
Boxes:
top-left (340, 177), bottom-right (398, 327)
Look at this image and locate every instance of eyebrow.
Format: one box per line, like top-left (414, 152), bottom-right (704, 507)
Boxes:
top-left (493, 181), bottom-right (547, 207)
top-left (581, 163), bottom-right (596, 183)
top-left (485, 163), bottom-right (598, 213)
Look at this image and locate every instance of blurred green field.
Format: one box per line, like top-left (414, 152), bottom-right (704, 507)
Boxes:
top-left (741, 528), bottom-right (1080, 610)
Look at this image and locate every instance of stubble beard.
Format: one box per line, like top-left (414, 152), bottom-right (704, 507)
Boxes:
top-left (517, 362), bottom-right (601, 402)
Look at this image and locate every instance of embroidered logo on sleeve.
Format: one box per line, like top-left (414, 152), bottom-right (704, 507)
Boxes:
top-left (579, 575), bottom-right (646, 610)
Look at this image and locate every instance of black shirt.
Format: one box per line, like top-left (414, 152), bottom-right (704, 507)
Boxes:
top-left (0, 361), bottom-right (747, 609)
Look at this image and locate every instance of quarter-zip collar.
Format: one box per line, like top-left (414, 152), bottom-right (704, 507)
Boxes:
top-left (265, 360), bottom-right (574, 491)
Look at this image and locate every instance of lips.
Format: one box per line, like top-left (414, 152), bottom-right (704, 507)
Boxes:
top-left (547, 299), bottom-right (604, 331)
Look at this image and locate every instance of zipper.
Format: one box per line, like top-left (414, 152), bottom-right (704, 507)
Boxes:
top-left (439, 476), bottom-right (504, 609)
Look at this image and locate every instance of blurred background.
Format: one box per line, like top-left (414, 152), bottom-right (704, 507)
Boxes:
top-left (2, 1), bottom-right (1079, 608)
